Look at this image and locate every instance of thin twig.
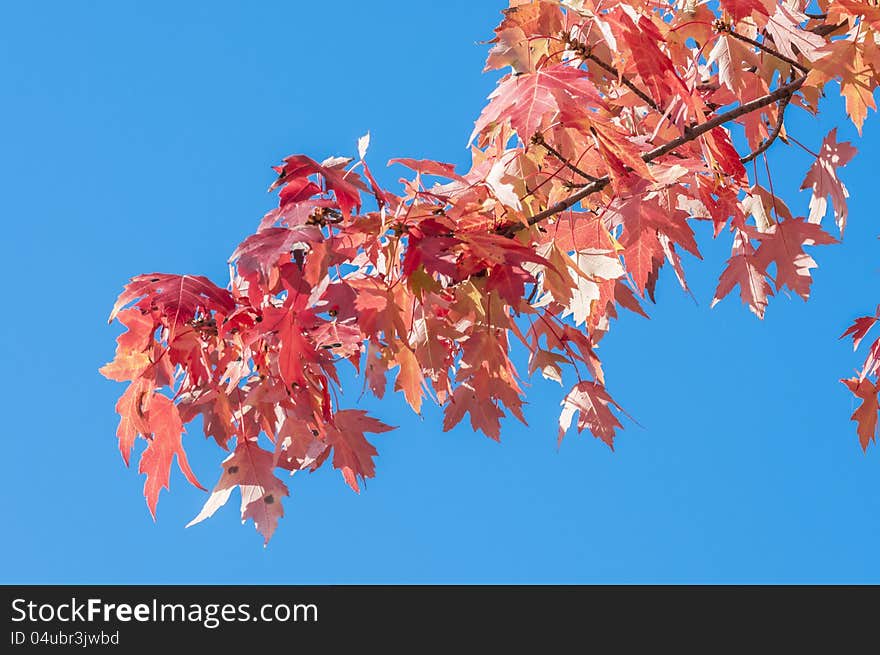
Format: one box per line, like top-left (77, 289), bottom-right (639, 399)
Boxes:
top-left (740, 93), bottom-right (791, 164)
top-left (715, 20), bottom-right (809, 73)
top-left (587, 53), bottom-right (661, 111)
top-left (564, 32), bottom-right (660, 111)
top-left (531, 134), bottom-right (599, 182)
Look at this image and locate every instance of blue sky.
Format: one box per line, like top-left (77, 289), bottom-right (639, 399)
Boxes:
top-left (2, 1), bottom-right (879, 583)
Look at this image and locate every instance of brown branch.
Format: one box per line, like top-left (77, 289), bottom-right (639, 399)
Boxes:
top-left (587, 53), bottom-right (660, 112)
top-left (500, 74), bottom-right (807, 233)
top-left (522, 177), bottom-right (609, 229)
top-left (740, 93), bottom-right (791, 164)
top-left (810, 20), bottom-right (849, 38)
top-left (531, 133), bottom-right (599, 182)
top-left (639, 75), bottom-right (806, 164)
top-left (564, 32), bottom-right (660, 112)
top-left (715, 20), bottom-right (809, 73)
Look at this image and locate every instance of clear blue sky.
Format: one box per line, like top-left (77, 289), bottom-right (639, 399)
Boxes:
top-left (2, 1), bottom-right (879, 583)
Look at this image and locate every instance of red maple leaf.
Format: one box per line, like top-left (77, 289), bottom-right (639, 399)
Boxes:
top-left (808, 37), bottom-right (879, 134)
top-left (712, 229), bottom-right (773, 319)
top-left (719, 0), bottom-right (774, 22)
top-left (801, 129), bottom-right (857, 233)
top-left (269, 154), bottom-right (367, 217)
top-left (443, 379), bottom-right (506, 441)
top-left (558, 381), bottom-right (624, 449)
top-left (113, 378), bottom-right (152, 466)
top-left (764, 4), bottom-right (825, 63)
top-left (325, 410), bottom-right (394, 492)
top-left (830, 0), bottom-right (880, 30)
top-left (230, 225), bottom-right (323, 282)
top-left (608, 195), bottom-right (700, 298)
top-left (178, 388), bottom-right (237, 449)
top-left (840, 307), bottom-right (880, 351)
top-left (99, 308), bottom-right (156, 382)
top-left (609, 8), bottom-right (688, 109)
top-left (469, 63), bottom-right (604, 145)
top-left (138, 394), bottom-right (205, 518)
top-left (187, 438), bottom-right (289, 544)
top-left (842, 377), bottom-right (880, 451)
top-left (753, 218), bottom-right (837, 300)
top-left (261, 305), bottom-right (325, 391)
top-left (109, 273), bottom-right (235, 330)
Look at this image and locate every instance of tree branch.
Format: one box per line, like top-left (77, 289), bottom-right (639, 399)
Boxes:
top-left (640, 75), bottom-right (806, 163)
top-left (531, 133), bottom-right (599, 182)
top-left (500, 74), bottom-right (807, 233)
top-left (810, 20), bottom-right (849, 38)
top-left (740, 93), bottom-right (791, 164)
top-left (516, 177), bottom-right (609, 232)
top-left (564, 32), bottom-right (660, 112)
top-left (715, 20), bottom-right (809, 74)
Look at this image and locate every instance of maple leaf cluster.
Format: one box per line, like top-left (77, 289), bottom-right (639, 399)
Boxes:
top-left (102, 0), bottom-right (880, 543)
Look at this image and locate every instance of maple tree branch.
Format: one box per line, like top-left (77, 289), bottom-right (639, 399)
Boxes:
top-left (714, 20), bottom-right (809, 74)
top-left (640, 75), bottom-right (806, 163)
top-left (564, 32), bottom-right (660, 112)
top-left (531, 133), bottom-right (599, 182)
top-left (740, 93), bottom-right (791, 164)
top-left (502, 74), bottom-right (808, 233)
top-left (810, 20), bottom-right (849, 38)
top-left (587, 53), bottom-right (661, 112)
top-left (513, 178), bottom-right (609, 231)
